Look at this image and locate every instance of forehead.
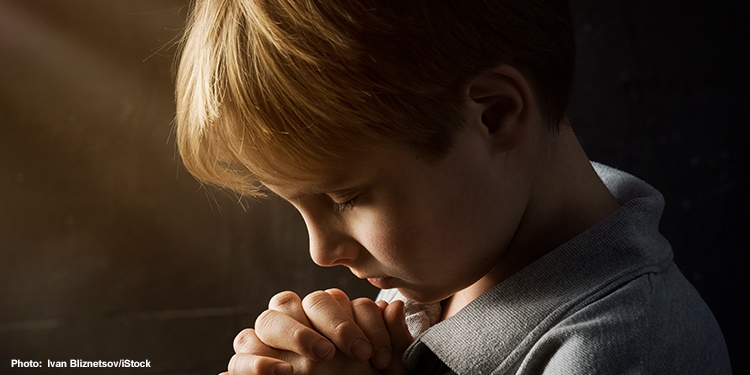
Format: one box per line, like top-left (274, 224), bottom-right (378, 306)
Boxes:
top-left (261, 141), bottom-right (421, 199)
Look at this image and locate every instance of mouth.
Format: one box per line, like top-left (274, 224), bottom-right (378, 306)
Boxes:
top-left (350, 270), bottom-right (396, 289)
top-left (365, 277), bottom-right (395, 289)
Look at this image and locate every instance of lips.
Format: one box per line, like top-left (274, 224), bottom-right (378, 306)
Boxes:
top-left (351, 269), bottom-right (396, 289)
top-left (366, 277), bottom-right (394, 289)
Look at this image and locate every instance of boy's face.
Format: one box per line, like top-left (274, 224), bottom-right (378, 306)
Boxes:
top-left (265, 123), bottom-right (529, 304)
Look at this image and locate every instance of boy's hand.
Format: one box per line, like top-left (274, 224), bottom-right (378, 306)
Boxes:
top-left (221, 289), bottom-right (412, 375)
top-left (256, 289), bottom-right (387, 366)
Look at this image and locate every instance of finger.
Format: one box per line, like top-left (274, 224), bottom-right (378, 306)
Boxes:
top-left (375, 300), bottom-right (388, 312)
top-left (383, 300), bottom-right (413, 355)
top-left (254, 309), bottom-right (336, 362)
top-left (381, 301), bottom-right (413, 375)
top-left (352, 298), bottom-right (392, 370)
top-left (267, 291), bottom-right (335, 361)
top-left (325, 288), bottom-right (353, 319)
top-left (268, 291), bottom-right (312, 327)
top-left (227, 353), bottom-right (293, 375)
top-left (234, 328), bottom-right (282, 355)
top-left (302, 290), bottom-right (372, 362)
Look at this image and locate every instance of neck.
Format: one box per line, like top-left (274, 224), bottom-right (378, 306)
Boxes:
top-left (442, 125), bottom-right (621, 319)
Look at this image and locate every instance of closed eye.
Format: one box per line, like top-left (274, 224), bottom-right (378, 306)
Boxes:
top-left (333, 197), bottom-right (357, 212)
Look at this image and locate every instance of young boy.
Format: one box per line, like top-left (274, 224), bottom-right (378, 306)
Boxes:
top-left (175, 0), bottom-right (731, 374)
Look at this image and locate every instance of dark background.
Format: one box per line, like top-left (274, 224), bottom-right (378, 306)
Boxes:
top-left (1, 0), bottom-right (746, 374)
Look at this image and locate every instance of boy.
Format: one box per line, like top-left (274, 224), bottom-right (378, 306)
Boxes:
top-left (175, 0), bottom-right (731, 374)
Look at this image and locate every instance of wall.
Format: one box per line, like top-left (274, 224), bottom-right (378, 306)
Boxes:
top-left (0, 0), bottom-right (746, 373)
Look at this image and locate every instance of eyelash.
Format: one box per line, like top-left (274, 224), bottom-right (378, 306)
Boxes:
top-left (333, 197), bottom-right (357, 212)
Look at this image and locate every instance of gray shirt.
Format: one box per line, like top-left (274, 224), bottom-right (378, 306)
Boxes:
top-left (377, 163), bottom-right (731, 374)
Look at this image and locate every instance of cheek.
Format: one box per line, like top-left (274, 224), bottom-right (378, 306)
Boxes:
top-left (349, 206), bottom-right (427, 271)
top-left (353, 211), bottom-right (403, 262)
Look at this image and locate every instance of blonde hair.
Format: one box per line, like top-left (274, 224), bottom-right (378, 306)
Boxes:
top-left (176, 0), bottom-right (576, 197)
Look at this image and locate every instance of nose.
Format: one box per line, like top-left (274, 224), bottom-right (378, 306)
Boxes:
top-left (304, 216), bottom-right (359, 267)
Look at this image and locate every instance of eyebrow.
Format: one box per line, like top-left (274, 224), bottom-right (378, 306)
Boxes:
top-left (276, 173), bottom-right (366, 203)
top-left (264, 180), bottom-right (326, 201)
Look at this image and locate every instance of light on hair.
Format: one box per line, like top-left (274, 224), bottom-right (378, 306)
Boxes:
top-left (175, 0), bottom-right (576, 197)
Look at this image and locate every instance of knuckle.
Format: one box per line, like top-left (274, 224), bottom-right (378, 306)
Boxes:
top-left (326, 289), bottom-right (351, 308)
top-left (227, 354), bottom-right (240, 372)
top-left (351, 297), bottom-right (377, 310)
top-left (269, 291), bottom-right (301, 309)
top-left (233, 328), bottom-right (257, 353)
top-left (250, 357), bottom-right (268, 373)
top-left (325, 288), bottom-right (347, 299)
top-left (228, 353), bottom-right (273, 374)
top-left (301, 290), bottom-right (329, 309)
top-left (255, 308), bottom-right (312, 346)
top-left (254, 309), bottom-right (276, 333)
top-left (289, 323), bottom-right (307, 343)
top-left (375, 300), bottom-right (388, 310)
top-left (352, 298), bottom-right (382, 321)
top-left (331, 318), bottom-right (360, 337)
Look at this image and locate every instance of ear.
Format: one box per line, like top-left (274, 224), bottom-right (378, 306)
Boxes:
top-left (466, 65), bottom-right (534, 150)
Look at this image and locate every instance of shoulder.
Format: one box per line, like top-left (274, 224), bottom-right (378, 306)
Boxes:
top-left (409, 260), bottom-right (731, 374)
top-left (517, 265), bottom-right (731, 374)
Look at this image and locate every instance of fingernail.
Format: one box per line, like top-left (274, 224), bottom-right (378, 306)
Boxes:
top-left (273, 362), bottom-right (291, 375)
top-left (313, 339), bottom-right (333, 359)
top-left (374, 347), bottom-right (392, 369)
top-left (351, 338), bottom-right (372, 361)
